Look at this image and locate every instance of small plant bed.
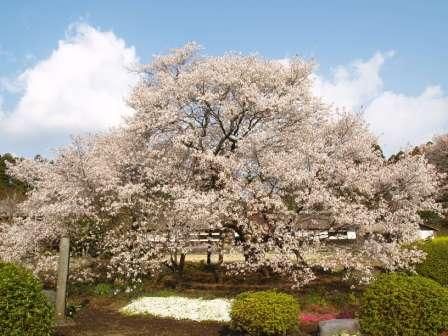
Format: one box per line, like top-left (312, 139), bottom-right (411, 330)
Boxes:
top-left (121, 296), bottom-right (232, 322)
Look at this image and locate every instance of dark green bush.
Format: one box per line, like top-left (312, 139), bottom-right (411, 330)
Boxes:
top-left (360, 273), bottom-right (448, 336)
top-left (230, 290), bottom-right (299, 336)
top-left (0, 262), bottom-right (54, 336)
top-left (416, 236), bottom-right (448, 286)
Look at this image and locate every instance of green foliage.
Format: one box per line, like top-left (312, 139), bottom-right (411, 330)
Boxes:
top-left (0, 153), bottom-right (27, 199)
top-left (0, 262), bottom-right (54, 336)
top-left (301, 289), bottom-right (329, 307)
top-left (416, 236), bottom-right (448, 286)
top-left (300, 287), bottom-right (360, 313)
top-left (419, 210), bottom-right (447, 228)
top-left (93, 282), bottom-right (114, 296)
top-left (0, 154), bottom-right (15, 189)
top-left (230, 290), bottom-right (299, 336)
top-left (360, 273), bottom-right (448, 336)
top-left (66, 303), bottom-right (83, 318)
top-left (419, 210), bottom-right (443, 223)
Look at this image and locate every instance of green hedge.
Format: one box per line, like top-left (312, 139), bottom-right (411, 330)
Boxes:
top-left (416, 236), bottom-right (448, 286)
top-left (230, 290), bottom-right (299, 336)
top-left (360, 273), bottom-right (448, 336)
top-left (0, 262), bottom-right (54, 336)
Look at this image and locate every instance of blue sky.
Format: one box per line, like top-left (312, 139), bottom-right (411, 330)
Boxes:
top-left (1, 1), bottom-right (447, 157)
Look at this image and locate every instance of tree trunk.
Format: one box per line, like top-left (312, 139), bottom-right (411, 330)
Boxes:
top-left (178, 253), bottom-right (186, 272)
top-left (207, 251), bottom-right (212, 265)
top-left (207, 241), bottom-right (212, 265)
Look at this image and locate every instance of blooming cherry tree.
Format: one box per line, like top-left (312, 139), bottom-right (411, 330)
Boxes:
top-left (1, 44), bottom-right (440, 287)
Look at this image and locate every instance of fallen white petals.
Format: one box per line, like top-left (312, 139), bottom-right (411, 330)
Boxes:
top-left (120, 296), bottom-right (232, 322)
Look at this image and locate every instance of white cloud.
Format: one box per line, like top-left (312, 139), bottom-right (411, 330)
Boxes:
top-left (313, 51), bottom-right (394, 110)
top-left (313, 52), bottom-right (448, 155)
top-left (1, 28), bottom-right (446, 158)
top-left (0, 23), bottom-right (138, 142)
top-left (365, 86), bottom-right (448, 154)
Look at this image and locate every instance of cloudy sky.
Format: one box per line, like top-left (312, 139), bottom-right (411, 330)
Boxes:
top-left (0, 1), bottom-right (447, 157)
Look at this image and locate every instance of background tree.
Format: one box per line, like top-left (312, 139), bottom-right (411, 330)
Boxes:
top-left (0, 154), bottom-right (27, 224)
top-left (420, 135), bottom-right (448, 231)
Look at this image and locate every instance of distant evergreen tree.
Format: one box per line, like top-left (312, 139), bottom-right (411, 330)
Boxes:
top-left (0, 153), bottom-right (27, 199)
top-left (420, 136), bottom-right (448, 231)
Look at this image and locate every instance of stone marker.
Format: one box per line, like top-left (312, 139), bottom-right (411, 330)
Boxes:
top-left (55, 237), bottom-right (70, 322)
top-left (319, 319), bottom-right (360, 336)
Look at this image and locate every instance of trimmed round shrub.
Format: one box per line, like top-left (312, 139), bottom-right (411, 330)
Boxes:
top-left (0, 262), bottom-right (54, 336)
top-left (416, 236), bottom-right (448, 286)
top-left (360, 273), bottom-right (448, 336)
top-left (230, 290), bottom-right (299, 336)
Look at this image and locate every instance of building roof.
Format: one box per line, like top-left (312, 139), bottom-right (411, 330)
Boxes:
top-left (419, 223), bottom-right (439, 231)
top-left (294, 213), bottom-right (356, 231)
top-left (248, 212), bottom-right (356, 232)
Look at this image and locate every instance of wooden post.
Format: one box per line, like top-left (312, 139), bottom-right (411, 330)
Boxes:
top-left (56, 237), bottom-right (70, 322)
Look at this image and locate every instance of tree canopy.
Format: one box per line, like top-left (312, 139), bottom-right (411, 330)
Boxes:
top-left (0, 44), bottom-right (440, 286)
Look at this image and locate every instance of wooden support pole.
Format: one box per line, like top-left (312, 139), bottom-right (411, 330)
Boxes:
top-left (56, 237), bottom-right (70, 322)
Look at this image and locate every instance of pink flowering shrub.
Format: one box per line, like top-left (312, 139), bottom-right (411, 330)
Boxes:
top-left (300, 312), bottom-right (338, 326)
top-left (299, 304), bottom-right (355, 327)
